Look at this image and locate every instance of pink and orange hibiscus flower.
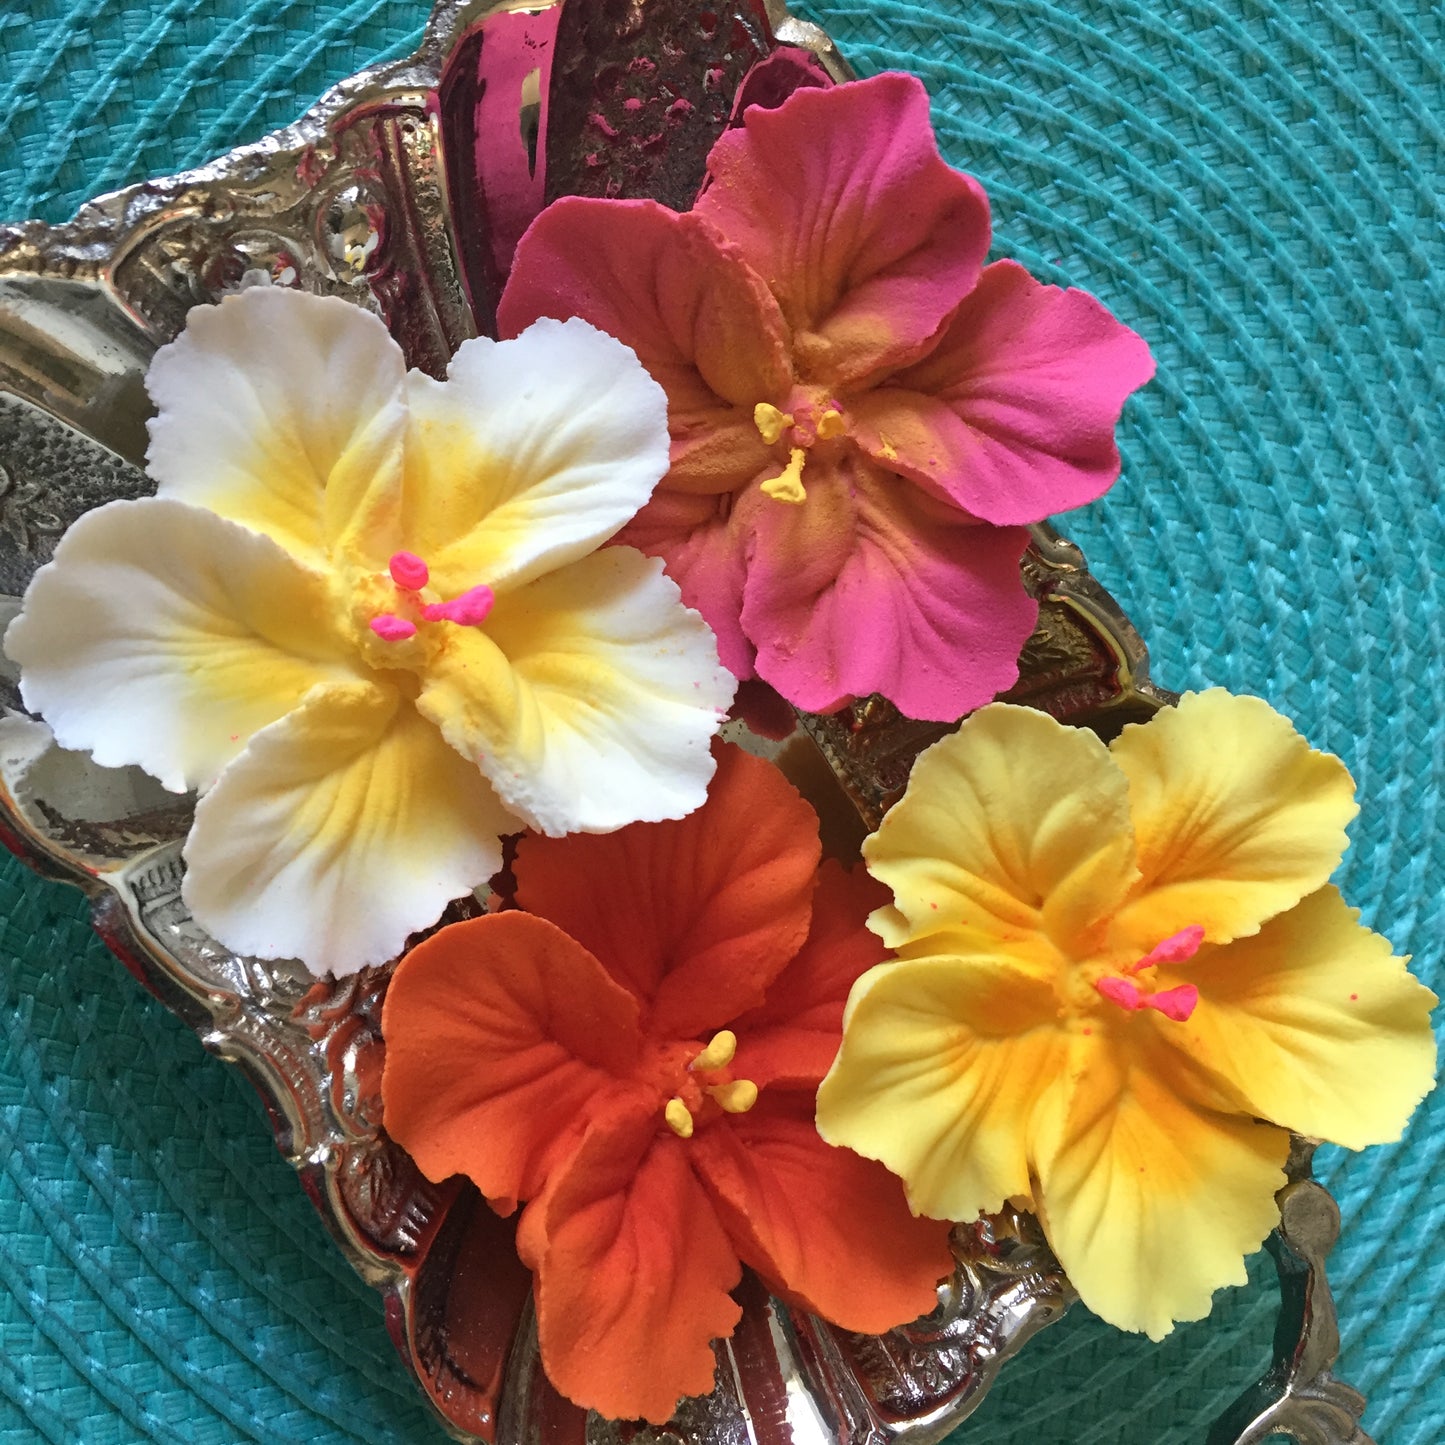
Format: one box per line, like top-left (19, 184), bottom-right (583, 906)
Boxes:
top-left (499, 71), bottom-right (1155, 722)
top-left (380, 744), bottom-right (953, 1422)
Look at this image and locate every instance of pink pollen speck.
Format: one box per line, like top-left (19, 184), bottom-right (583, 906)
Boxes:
top-left (1096, 976), bottom-right (1144, 1011)
top-left (389, 551), bottom-right (430, 591)
top-left (1144, 984), bottom-right (1200, 1022)
top-left (1350, 992), bottom-right (1359, 1001)
top-left (370, 613), bottom-right (417, 642)
top-left (423, 584), bottom-right (495, 627)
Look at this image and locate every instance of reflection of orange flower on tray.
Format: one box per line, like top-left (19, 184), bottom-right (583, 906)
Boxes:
top-left (818, 691), bottom-right (1437, 1340)
top-left (380, 743), bottom-right (954, 1423)
top-left (500, 72), bottom-right (1155, 722)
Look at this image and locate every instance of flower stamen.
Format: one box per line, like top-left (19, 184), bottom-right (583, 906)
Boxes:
top-left (1128, 924), bottom-right (1206, 974)
top-left (760, 448), bottom-right (808, 505)
top-left (754, 402), bottom-right (794, 445)
top-left (709, 1079), bottom-right (758, 1114)
top-left (370, 613), bottom-right (417, 642)
top-left (690, 1029), bottom-right (737, 1071)
top-left (423, 584), bottom-right (495, 627)
top-left (389, 551), bottom-right (430, 591)
top-left (664, 1097), bottom-right (695, 1139)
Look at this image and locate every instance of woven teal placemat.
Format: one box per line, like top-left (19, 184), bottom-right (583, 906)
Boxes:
top-left (0, 2), bottom-right (1440, 1441)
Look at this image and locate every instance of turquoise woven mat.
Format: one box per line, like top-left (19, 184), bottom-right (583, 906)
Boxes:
top-left (1, 1), bottom-right (1441, 1441)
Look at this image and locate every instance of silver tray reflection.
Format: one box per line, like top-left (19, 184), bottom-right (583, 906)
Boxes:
top-left (0, 3), bottom-right (1370, 1441)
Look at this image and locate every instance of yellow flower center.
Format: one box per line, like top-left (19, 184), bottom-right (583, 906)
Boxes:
top-left (753, 394), bottom-right (848, 506)
top-left (662, 1028), bottom-right (760, 1138)
top-left (353, 551), bottom-right (495, 668)
top-left (1089, 924), bottom-right (1204, 1024)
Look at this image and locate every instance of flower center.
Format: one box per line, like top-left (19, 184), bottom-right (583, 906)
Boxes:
top-left (1093, 924), bottom-right (1204, 1023)
top-left (367, 551), bottom-right (495, 644)
top-left (753, 393), bottom-right (848, 506)
top-left (661, 1028), bottom-right (759, 1139)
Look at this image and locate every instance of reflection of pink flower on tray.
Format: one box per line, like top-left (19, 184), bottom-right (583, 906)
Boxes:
top-left (381, 744), bottom-right (954, 1423)
top-left (501, 72), bottom-right (1155, 722)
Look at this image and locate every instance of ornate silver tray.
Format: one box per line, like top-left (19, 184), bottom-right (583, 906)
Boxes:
top-left (0, 2), bottom-right (1373, 1441)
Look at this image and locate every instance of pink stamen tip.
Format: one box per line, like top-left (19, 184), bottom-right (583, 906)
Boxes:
top-left (389, 551), bottom-right (430, 591)
top-left (1133, 924), bottom-right (1207, 972)
top-left (370, 613), bottom-right (418, 642)
top-left (1144, 984), bottom-right (1200, 1022)
top-left (422, 584), bottom-right (495, 628)
top-left (1095, 976), bottom-right (1145, 1011)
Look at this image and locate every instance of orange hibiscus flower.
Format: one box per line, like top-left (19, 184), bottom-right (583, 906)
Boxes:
top-left (380, 744), bottom-right (952, 1423)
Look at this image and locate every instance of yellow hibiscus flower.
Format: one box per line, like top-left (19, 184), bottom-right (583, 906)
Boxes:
top-left (817, 690), bottom-right (1436, 1339)
top-left (5, 287), bottom-right (734, 976)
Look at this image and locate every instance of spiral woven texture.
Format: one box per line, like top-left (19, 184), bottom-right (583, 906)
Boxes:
top-left (0, 1), bottom-right (1440, 1441)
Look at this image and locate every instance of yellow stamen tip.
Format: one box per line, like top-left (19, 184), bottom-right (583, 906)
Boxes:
top-left (760, 448), bottom-right (808, 505)
top-left (711, 1079), bottom-right (759, 1115)
top-left (691, 1029), bottom-right (737, 1072)
top-left (664, 1097), bottom-right (695, 1139)
top-left (816, 408), bottom-right (846, 439)
top-left (753, 402), bottom-right (794, 445)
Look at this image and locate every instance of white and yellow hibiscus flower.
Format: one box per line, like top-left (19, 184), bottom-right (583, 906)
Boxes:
top-left (817, 690), bottom-right (1437, 1339)
top-left (5, 287), bottom-right (735, 976)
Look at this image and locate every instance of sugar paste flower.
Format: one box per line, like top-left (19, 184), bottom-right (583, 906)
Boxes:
top-left (5, 287), bottom-right (734, 976)
top-left (817, 690), bottom-right (1436, 1339)
top-left (381, 743), bottom-right (953, 1422)
top-left (498, 72), bottom-right (1155, 722)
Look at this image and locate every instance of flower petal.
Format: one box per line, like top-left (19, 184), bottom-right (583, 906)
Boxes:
top-left (696, 73), bottom-right (990, 386)
top-left (1169, 887), bottom-right (1436, 1150)
top-left (863, 703), bottom-right (1140, 954)
top-left (499, 199), bottom-right (792, 495)
top-left (183, 683), bottom-right (516, 974)
top-left (417, 546), bottom-right (734, 837)
top-left (693, 1091), bottom-right (952, 1333)
top-left (616, 489), bottom-right (756, 681)
top-left (859, 260), bottom-right (1155, 525)
top-left (816, 953), bottom-right (1067, 1221)
top-left (380, 912), bottom-right (648, 1212)
top-left (1034, 1038), bottom-right (1290, 1340)
top-left (530, 1110), bottom-right (742, 1424)
top-left (400, 317), bottom-right (670, 597)
top-left (145, 287), bottom-right (407, 567)
top-left (1110, 690), bottom-right (1359, 947)
top-left (729, 859), bottom-right (891, 1088)
top-left (738, 458), bottom-right (1036, 721)
top-left (513, 743), bottom-right (820, 1037)
top-left (5, 498), bottom-right (361, 792)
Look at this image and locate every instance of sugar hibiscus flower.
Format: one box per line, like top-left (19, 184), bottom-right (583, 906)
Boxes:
top-left (5, 286), bottom-right (734, 976)
top-left (381, 743), bottom-right (953, 1422)
top-left (497, 72), bottom-right (1155, 722)
top-left (817, 691), bottom-right (1437, 1339)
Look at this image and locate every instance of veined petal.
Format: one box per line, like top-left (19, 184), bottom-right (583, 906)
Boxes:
top-left (531, 1111), bottom-right (742, 1424)
top-left (1110, 690), bottom-right (1359, 947)
top-left (401, 318), bottom-right (669, 598)
top-left (6, 498), bottom-right (361, 792)
top-left (380, 912), bottom-right (648, 1213)
top-left (863, 260), bottom-right (1155, 525)
top-left (498, 199), bottom-right (792, 495)
top-left (1170, 887), bottom-right (1436, 1150)
top-left (417, 547), bottom-right (734, 838)
top-left (863, 703), bottom-right (1140, 954)
top-left (739, 458), bottom-right (1035, 721)
top-left (693, 1091), bottom-right (952, 1333)
top-left (729, 860), bottom-right (891, 1089)
top-left (145, 287), bottom-right (407, 567)
top-left (513, 744), bottom-right (819, 1037)
top-left (1034, 1039), bottom-right (1290, 1341)
top-left (696, 72), bottom-right (991, 386)
top-left (817, 953), bottom-right (1067, 1221)
top-left (617, 489), bottom-right (756, 682)
top-left (183, 684), bottom-right (517, 975)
